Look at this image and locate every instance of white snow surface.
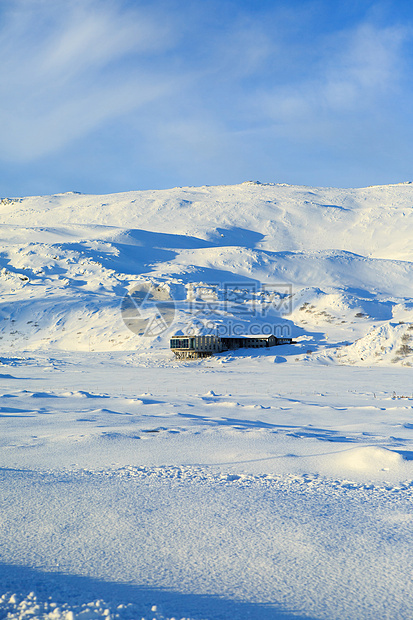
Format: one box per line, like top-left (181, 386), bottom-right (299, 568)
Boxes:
top-left (0, 182), bottom-right (413, 619)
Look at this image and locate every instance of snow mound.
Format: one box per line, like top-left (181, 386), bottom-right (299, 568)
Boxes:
top-left (0, 594), bottom-right (184, 620)
top-left (335, 322), bottom-right (413, 366)
top-left (332, 446), bottom-right (404, 473)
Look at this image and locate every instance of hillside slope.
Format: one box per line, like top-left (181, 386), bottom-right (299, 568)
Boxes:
top-left (1, 182), bottom-right (412, 361)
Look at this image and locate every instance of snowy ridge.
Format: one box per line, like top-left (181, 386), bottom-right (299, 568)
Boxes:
top-left (2, 182), bottom-right (413, 260)
top-left (1, 182), bottom-right (413, 360)
top-left (335, 322), bottom-right (413, 366)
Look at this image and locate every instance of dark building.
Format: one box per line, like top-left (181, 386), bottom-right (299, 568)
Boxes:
top-left (170, 334), bottom-right (292, 359)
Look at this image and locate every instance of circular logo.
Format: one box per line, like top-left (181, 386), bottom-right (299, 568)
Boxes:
top-left (121, 282), bottom-right (176, 337)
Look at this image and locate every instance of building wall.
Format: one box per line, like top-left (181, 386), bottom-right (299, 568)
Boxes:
top-left (170, 334), bottom-right (292, 356)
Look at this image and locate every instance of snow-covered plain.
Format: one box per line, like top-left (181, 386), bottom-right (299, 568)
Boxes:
top-left (0, 182), bottom-right (413, 619)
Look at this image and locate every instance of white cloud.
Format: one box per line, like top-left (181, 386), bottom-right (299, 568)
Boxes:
top-left (0, 0), bottom-right (177, 160)
top-left (1, 0), bottom-right (412, 192)
top-left (258, 22), bottom-right (408, 126)
top-left (322, 24), bottom-right (406, 109)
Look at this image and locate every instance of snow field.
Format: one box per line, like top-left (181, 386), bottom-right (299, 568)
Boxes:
top-left (1, 463), bottom-right (413, 620)
top-left (1, 182), bottom-right (413, 618)
top-left (1, 353), bottom-right (413, 481)
top-left (0, 353), bottom-right (412, 618)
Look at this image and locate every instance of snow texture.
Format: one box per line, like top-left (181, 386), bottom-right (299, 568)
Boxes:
top-left (0, 182), bottom-right (413, 619)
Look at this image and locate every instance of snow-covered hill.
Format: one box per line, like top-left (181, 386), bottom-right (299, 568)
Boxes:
top-left (2, 182), bottom-right (413, 620)
top-left (1, 182), bottom-right (412, 361)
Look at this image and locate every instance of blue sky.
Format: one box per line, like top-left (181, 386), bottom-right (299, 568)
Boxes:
top-left (1, 0), bottom-right (413, 196)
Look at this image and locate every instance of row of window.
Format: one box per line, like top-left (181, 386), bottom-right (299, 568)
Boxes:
top-left (170, 337), bottom-right (222, 350)
top-left (170, 337), bottom-right (291, 350)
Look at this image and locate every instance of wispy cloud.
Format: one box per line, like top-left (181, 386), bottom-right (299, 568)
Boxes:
top-left (1, 0), bottom-right (413, 193)
top-left (0, 0), bottom-right (177, 160)
top-left (257, 22), bottom-right (407, 129)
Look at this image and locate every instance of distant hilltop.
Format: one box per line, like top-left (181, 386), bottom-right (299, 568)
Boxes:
top-left (0, 181), bottom-right (412, 358)
top-left (1, 181), bottom-right (413, 261)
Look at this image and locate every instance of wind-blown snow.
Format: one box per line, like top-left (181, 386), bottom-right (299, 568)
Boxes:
top-left (0, 182), bottom-right (412, 619)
